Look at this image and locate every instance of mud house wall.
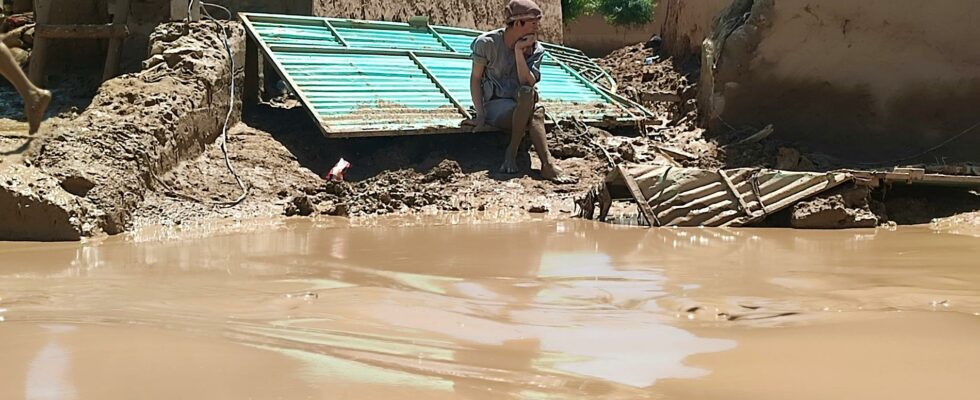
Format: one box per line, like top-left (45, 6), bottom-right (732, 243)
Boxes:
top-left (39, 0), bottom-right (111, 72)
top-left (313, 0), bottom-right (564, 43)
top-left (651, 0), bottom-right (730, 62)
top-left (564, 14), bottom-right (656, 57)
top-left (701, 0), bottom-right (980, 161)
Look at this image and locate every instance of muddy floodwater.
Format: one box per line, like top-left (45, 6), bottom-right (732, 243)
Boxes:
top-left (1, 219), bottom-right (978, 399)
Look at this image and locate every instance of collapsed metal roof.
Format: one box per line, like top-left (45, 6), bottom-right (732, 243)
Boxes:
top-left (606, 165), bottom-right (854, 227)
top-left (239, 13), bottom-right (652, 137)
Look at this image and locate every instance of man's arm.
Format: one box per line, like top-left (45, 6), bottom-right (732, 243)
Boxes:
top-left (514, 38), bottom-right (538, 87)
top-left (469, 62), bottom-right (487, 124)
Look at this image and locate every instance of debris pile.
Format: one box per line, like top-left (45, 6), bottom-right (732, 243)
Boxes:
top-left (0, 12), bottom-right (34, 67)
top-left (597, 43), bottom-right (721, 169)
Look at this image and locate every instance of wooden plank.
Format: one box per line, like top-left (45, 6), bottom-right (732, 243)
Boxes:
top-left (719, 169), bottom-right (753, 216)
top-left (618, 165), bottom-right (659, 227)
top-left (102, 0), bottom-right (131, 81)
top-left (407, 51), bottom-right (470, 119)
top-left (35, 24), bottom-right (129, 39)
top-left (596, 85), bottom-right (658, 119)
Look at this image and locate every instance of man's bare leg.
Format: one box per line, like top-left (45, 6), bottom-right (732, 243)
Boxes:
top-left (500, 87), bottom-right (537, 174)
top-left (500, 86), bottom-right (534, 174)
top-left (0, 42), bottom-right (51, 134)
top-left (525, 107), bottom-right (564, 180)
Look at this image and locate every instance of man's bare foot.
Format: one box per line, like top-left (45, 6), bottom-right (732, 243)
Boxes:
top-left (541, 163), bottom-right (577, 184)
top-left (499, 157), bottom-right (519, 174)
top-left (541, 163), bottom-right (564, 180)
top-left (26, 89), bottom-right (51, 135)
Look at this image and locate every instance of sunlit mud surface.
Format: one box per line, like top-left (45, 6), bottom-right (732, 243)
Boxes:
top-left (1, 219), bottom-right (977, 399)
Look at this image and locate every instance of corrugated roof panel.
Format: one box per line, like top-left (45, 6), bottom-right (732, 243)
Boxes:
top-left (432, 27), bottom-right (482, 54)
top-left (611, 165), bottom-right (853, 227)
top-left (278, 52), bottom-right (459, 131)
top-left (240, 13), bottom-right (651, 137)
top-left (331, 21), bottom-right (450, 52)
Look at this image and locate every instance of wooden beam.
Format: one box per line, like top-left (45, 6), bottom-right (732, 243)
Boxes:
top-left (36, 24), bottom-right (130, 39)
top-left (102, 0), bottom-right (132, 81)
top-left (618, 165), bottom-right (659, 227)
top-left (28, 0), bottom-right (52, 87)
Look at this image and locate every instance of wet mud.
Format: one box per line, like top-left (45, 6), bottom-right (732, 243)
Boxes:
top-left (1, 220), bottom-right (977, 399)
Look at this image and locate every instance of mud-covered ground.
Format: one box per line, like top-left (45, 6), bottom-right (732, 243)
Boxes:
top-left (131, 105), bottom-right (652, 229)
top-left (3, 33), bottom-right (976, 236)
top-left (130, 41), bottom-right (979, 231)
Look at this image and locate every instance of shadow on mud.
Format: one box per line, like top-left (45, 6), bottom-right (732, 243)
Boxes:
top-left (243, 104), bottom-right (544, 182)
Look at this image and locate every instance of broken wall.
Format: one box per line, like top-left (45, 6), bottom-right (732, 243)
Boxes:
top-left (700, 0), bottom-right (980, 161)
top-left (312, 0), bottom-right (564, 43)
top-left (650, 0), bottom-right (729, 62)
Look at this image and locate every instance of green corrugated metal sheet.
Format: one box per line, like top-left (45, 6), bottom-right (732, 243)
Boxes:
top-left (240, 13), bottom-right (652, 137)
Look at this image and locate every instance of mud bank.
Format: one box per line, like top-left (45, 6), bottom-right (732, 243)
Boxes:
top-left (0, 21), bottom-right (244, 240)
top-left (699, 0), bottom-right (980, 161)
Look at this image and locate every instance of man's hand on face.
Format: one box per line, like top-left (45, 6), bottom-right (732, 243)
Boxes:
top-left (515, 34), bottom-right (536, 53)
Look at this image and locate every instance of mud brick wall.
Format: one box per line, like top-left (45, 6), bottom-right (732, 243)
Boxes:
top-left (698, 0), bottom-right (980, 161)
top-left (313, 0), bottom-right (564, 43)
top-left (0, 21), bottom-right (244, 240)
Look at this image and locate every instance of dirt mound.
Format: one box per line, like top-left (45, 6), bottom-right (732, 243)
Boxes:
top-left (597, 43), bottom-right (696, 117)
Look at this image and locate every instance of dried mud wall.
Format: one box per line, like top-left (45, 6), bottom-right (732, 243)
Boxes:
top-left (0, 22), bottom-right (244, 240)
top-left (651, 0), bottom-right (730, 62)
top-left (700, 0), bottom-right (980, 160)
top-left (564, 14), bottom-right (657, 57)
top-left (313, 0), bottom-right (564, 43)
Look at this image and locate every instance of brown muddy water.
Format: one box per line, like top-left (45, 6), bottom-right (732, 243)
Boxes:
top-left (0, 219), bottom-right (978, 399)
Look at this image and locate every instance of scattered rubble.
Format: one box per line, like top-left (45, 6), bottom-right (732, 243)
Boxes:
top-left (790, 184), bottom-right (879, 229)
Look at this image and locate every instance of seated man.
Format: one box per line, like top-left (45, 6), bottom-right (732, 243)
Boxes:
top-left (463, 0), bottom-right (563, 180)
top-left (0, 41), bottom-right (50, 135)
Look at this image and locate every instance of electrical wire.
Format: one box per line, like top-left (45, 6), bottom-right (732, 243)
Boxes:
top-left (848, 119), bottom-right (980, 168)
top-left (163, 1), bottom-right (248, 207)
top-left (201, 2), bottom-right (248, 207)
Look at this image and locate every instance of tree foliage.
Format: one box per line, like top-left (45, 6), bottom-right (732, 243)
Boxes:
top-left (597, 0), bottom-right (655, 26)
top-left (562, 0), bottom-right (655, 27)
top-left (561, 0), bottom-right (596, 23)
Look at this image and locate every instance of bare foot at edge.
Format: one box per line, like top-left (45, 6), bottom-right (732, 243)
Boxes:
top-left (499, 157), bottom-right (520, 174)
top-left (26, 89), bottom-right (52, 135)
top-left (541, 163), bottom-right (576, 184)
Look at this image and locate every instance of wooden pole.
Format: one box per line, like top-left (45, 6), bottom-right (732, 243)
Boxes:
top-left (28, 0), bottom-right (51, 87)
top-left (102, 0), bottom-right (131, 81)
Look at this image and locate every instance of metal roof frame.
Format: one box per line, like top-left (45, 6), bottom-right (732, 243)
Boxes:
top-left (239, 12), bottom-right (652, 138)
